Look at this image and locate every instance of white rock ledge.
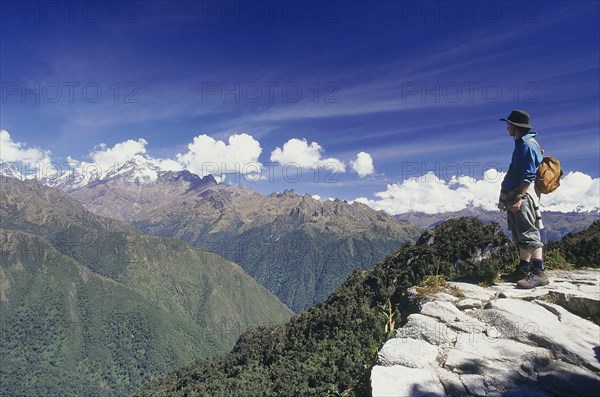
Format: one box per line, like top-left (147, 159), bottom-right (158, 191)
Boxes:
top-left (372, 269), bottom-right (600, 397)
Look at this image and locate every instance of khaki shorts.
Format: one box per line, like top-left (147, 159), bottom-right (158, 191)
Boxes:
top-left (507, 194), bottom-right (544, 249)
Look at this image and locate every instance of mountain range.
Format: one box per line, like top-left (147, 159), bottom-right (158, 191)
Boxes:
top-left (0, 177), bottom-right (292, 396)
top-left (41, 157), bottom-right (422, 312)
top-left (6, 157), bottom-right (597, 310)
top-left (396, 207), bottom-right (600, 242)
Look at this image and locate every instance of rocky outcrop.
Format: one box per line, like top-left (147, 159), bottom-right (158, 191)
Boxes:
top-left (372, 270), bottom-right (600, 397)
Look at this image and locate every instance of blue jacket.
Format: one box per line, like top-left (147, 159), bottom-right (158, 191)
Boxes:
top-left (501, 132), bottom-right (543, 191)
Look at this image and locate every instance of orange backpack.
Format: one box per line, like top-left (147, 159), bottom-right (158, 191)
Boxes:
top-left (527, 138), bottom-right (563, 194)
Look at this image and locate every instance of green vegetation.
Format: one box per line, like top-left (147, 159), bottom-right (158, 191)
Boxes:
top-left (543, 248), bottom-right (574, 270)
top-left (0, 178), bottom-right (292, 397)
top-left (135, 218), bottom-right (515, 397)
top-left (229, 223), bottom-right (420, 312)
top-left (73, 179), bottom-right (421, 313)
top-left (0, 230), bottom-right (208, 397)
top-left (546, 220), bottom-right (600, 268)
top-left (134, 209), bottom-right (421, 313)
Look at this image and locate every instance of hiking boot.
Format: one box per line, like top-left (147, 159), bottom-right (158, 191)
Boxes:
top-left (501, 267), bottom-right (529, 283)
top-left (517, 268), bottom-right (549, 289)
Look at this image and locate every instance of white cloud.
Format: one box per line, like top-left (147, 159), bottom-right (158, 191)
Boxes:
top-left (350, 151), bottom-right (375, 177)
top-left (176, 133), bottom-right (262, 177)
top-left (85, 138), bottom-right (184, 178)
top-left (155, 158), bottom-right (184, 172)
top-left (270, 138), bottom-right (345, 172)
top-left (355, 169), bottom-right (600, 214)
top-left (540, 171), bottom-right (600, 212)
top-left (0, 129), bottom-right (52, 166)
top-left (90, 138), bottom-right (148, 170)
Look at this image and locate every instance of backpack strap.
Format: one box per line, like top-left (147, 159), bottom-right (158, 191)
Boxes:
top-left (525, 137), bottom-right (545, 156)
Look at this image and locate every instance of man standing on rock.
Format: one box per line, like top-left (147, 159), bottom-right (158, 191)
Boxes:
top-left (498, 110), bottom-right (549, 289)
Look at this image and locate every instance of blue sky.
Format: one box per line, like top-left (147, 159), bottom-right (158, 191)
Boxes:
top-left (1, 1), bottom-right (599, 212)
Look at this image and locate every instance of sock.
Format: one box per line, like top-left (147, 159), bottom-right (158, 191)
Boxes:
top-left (532, 259), bottom-right (543, 271)
top-left (519, 259), bottom-right (531, 272)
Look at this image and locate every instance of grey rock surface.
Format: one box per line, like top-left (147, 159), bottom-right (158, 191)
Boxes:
top-left (371, 365), bottom-right (446, 397)
top-left (377, 338), bottom-right (439, 368)
top-left (372, 269), bottom-right (600, 397)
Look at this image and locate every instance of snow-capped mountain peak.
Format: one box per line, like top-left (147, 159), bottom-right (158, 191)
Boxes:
top-left (35, 156), bottom-right (170, 191)
top-left (0, 161), bottom-right (25, 181)
top-left (102, 156), bottom-right (162, 185)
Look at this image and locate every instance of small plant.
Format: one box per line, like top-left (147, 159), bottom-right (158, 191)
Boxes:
top-left (325, 385), bottom-right (355, 397)
top-left (447, 284), bottom-right (465, 298)
top-left (382, 298), bottom-right (399, 339)
top-left (544, 248), bottom-right (574, 270)
top-left (537, 294), bottom-right (559, 304)
top-left (414, 274), bottom-right (448, 296)
top-left (419, 274), bottom-right (447, 289)
top-left (415, 274), bottom-right (465, 298)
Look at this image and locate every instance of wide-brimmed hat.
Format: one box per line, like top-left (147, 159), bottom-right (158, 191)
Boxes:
top-left (499, 109), bottom-right (533, 129)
